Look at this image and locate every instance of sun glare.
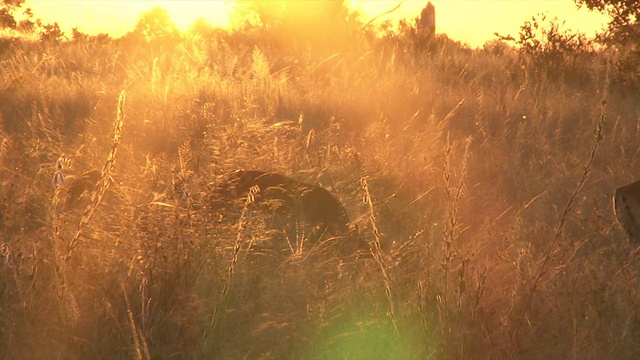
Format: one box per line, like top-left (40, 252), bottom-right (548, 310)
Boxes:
top-left (26, 0), bottom-right (232, 38)
top-left (25, 0), bottom-right (607, 47)
top-left (149, 1), bottom-right (231, 31)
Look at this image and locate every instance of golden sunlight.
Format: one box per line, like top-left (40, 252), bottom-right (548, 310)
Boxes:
top-left (26, 0), bottom-right (232, 37)
top-left (26, 0), bottom-right (607, 47)
top-left (348, 0), bottom-right (608, 47)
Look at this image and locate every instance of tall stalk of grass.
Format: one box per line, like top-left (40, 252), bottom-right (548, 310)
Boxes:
top-left (200, 185), bottom-right (259, 353)
top-left (360, 177), bottom-right (399, 339)
top-left (124, 282), bottom-right (151, 360)
top-left (51, 90), bottom-right (126, 342)
top-left (64, 90), bottom-right (126, 259)
top-left (439, 135), bottom-right (471, 356)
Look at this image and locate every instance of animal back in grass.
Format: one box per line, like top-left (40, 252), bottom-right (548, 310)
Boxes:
top-left (614, 180), bottom-right (640, 244)
top-left (209, 170), bottom-right (360, 256)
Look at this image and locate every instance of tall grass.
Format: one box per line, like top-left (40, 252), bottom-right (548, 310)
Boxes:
top-left (0, 13), bottom-right (639, 359)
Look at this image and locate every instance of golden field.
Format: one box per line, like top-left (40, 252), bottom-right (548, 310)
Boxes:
top-left (1, 3), bottom-right (639, 359)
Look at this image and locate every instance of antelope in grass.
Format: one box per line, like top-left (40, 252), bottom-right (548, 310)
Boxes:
top-left (614, 180), bottom-right (640, 244)
top-left (209, 170), bottom-right (361, 255)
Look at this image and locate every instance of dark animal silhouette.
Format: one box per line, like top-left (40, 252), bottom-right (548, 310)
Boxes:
top-left (614, 180), bottom-right (640, 244)
top-left (209, 170), bottom-right (359, 254)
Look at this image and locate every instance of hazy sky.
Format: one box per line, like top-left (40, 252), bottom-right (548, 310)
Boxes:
top-left (26, 0), bottom-right (609, 48)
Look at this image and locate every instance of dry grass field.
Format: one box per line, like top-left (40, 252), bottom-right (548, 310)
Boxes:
top-left (1, 2), bottom-right (640, 359)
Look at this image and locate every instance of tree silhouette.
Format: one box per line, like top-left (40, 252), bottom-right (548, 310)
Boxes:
top-left (231, 1), bottom-right (360, 51)
top-left (577, 0), bottom-right (640, 44)
top-left (129, 6), bottom-right (181, 47)
top-left (0, 0), bottom-right (23, 29)
top-left (0, 0), bottom-right (36, 33)
top-left (576, 0), bottom-right (640, 82)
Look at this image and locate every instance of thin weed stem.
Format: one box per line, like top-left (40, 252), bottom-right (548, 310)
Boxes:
top-left (361, 177), bottom-right (399, 339)
top-left (200, 185), bottom-right (259, 352)
top-left (64, 90), bottom-right (126, 259)
top-left (123, 283), bottom-right (150, 360)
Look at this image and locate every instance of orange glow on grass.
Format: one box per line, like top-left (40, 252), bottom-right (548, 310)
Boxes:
top-left (26, 0), bottom-right (607, 47)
